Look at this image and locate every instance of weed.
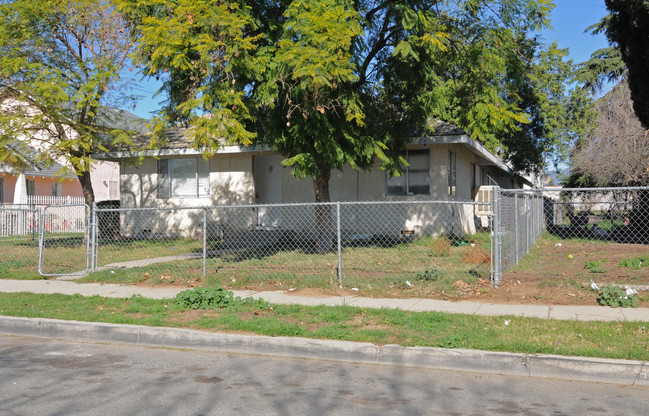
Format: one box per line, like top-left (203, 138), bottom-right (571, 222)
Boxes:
top-left (618, 255), bottom-right (649, 269)
top-left (174, 286), bottom-right (268, 310)
top-left (430, 238), bottom-right (451, 257)
top-left (597, 285), bottom-right (638, 308)
top-left (437, 335), bottom-right (462, 348)
top-left (416, 267), bottom-right (443, 282)
top-left (584, 259), bottom-right (609, 273)
top-left (461, 245), bottom-right (491, 265)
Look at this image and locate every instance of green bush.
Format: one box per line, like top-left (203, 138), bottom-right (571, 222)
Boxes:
top-left (597, 285), bottom-right (638, 308)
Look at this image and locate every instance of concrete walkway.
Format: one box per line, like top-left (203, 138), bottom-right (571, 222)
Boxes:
top-left (0, 279), bottom-right (647, 322)
top-left (1, 278), bottom-right (648, 386)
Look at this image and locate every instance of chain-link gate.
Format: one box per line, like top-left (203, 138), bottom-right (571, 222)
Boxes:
top-left (0, 205), bottom-right (39, 278)
top-left (38, 204), bottom-right (91, 277)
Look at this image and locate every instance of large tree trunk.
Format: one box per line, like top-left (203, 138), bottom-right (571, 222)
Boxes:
top-left (313, 165), bottom-right (333, 253)
top-left (77, 169), bottom-right (95, 208)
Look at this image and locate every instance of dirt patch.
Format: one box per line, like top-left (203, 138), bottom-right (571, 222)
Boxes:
top-left (486, 239), bottom-right (649, 306)
top-left (275, 239), bottom-right (649, 307)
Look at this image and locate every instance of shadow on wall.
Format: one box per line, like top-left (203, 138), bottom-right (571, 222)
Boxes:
top-left (116, 171), bottom-right (255, 239)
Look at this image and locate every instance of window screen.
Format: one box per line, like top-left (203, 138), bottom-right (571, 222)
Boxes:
top-left (26, 179), bottom-right (36, 197)
top-left (386, 149), bottom-right (430, 195)
top-left (51, 182), bottom-right (62, 197)
top-left (158, 158), bottom-right (210, 198)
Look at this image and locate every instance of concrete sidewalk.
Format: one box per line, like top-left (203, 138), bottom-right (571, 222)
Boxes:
top-left (0, 278), bottom-right (648, 386)
top-left (0, 279), bottom-right (647, 322)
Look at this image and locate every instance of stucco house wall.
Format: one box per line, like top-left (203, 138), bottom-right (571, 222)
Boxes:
top-left (106, 137), bottom-right (519, 239)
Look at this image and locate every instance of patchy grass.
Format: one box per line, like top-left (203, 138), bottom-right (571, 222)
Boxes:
top-left (4, 233), bottom-right (493, 298)
top-left (0, 292), bottom-right (647, 361)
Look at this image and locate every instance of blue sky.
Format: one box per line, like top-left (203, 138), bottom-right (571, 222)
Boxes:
top-left (541, 0), bottom-right (610, 65)
top-left (126, 1), bottom-right (613, 120)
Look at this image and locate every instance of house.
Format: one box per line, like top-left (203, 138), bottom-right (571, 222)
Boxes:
top-left (0, 145), bottom-right (119, 205)
top-left (94, 121), bottom-right (531, 240)
top-left (0, 100), bottom-right (151, 207)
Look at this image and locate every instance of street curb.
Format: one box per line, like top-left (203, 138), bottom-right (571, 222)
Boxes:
top-left (1, 315), bottom-right (647, 385)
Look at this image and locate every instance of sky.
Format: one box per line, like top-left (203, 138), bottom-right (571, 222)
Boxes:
top-left (126, 0), bottom-right (613, 120)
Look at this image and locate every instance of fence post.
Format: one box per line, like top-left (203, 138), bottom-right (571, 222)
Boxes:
top-left (514, 193), bottom-right (519, 265)
top-left (90, 202), bottom-right (97, 272)
top-left (37, 207), bottom-right (44, 274)
top-left (492, 187), bottom-right (501, 287)
top-left (202, 208), bottom-right (207, 278)
top-left (336, 202), bottom-right (342, 287)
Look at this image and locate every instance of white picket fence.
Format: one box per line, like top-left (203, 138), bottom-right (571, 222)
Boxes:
top-left (21, 195), bottom-right (85, 206)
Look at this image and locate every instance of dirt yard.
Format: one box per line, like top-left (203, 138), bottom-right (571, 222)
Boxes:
top-left (282, 238), bottom-right (649, 307)
top-left (477, 238), bottom-right (649, 307)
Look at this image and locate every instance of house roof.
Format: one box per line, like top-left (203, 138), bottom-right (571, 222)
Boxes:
top-left (93, 119), bottom-right (531, 184)
top-left (0, 143), bottom-right (76, 180)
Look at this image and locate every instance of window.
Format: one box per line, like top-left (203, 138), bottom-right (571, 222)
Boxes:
top-left (108, 181), bottom-right (119, 200)
top-left (26, 179), bottom-right (36, 197)
top-left (51, 182), bottom-right (62, 197)
top-left (386, 149), bottom-right (430, 195)
top-left (157, 158), bottom-right (210, 198)
top-left (471, 163), bottom-right (477, 199)
top-left (448, 150), bottom-right (456, 196)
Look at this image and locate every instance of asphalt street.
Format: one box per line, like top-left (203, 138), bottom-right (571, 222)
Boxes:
top-left (1, 334), bottom-right (648, 416)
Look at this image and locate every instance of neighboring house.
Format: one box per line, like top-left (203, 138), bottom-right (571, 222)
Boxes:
top-left (94, 122), bottom-right (532, 239)
top-left (0, 146), bottom-right (119, 205)
top-left (0, 100), bottom-right (149, 206)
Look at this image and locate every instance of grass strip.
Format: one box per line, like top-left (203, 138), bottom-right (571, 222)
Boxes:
top-left (0, 292), bottom-right (647, 361)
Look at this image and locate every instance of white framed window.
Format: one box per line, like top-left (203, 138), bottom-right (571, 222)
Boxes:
top-left (386, 149), bottom-right (430, 195)
top-left (51, 182), bottom-right (62, 197)
top-left (26, 179), bottom-right (36, 196)
top-left (157, 158), bottom-right (210, 198)
top-left (448, 150), bottom-right (456, 196)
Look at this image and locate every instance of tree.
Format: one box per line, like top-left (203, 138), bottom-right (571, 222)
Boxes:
top-left (124, 0), bottom-right (587, 249)
top-left (573, 15), bottom-right (626, 94)
top-left (0, 0), bottom-right (140, 206)
top-left (571, 79), bottom-right (649, 187)
top-left (605, 0), bottom-right (649, 129)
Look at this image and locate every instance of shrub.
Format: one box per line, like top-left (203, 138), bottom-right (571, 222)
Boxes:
top-left (431, 238), bottom-right (451, 257)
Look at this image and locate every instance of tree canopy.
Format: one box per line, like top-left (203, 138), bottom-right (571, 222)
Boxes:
top-left (569, 79), bottom-right (649, 187)
top-left (122, 0), bottom-right (588, 190)
top-left (0, 0), bottom-right (140, 205)
top-left (605, 0), bottom-right (649, 129)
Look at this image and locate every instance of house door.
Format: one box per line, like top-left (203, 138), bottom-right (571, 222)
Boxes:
top-left (253, 155), bottom-right (283, 228)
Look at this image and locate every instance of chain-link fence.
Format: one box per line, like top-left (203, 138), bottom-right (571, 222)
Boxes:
top-left (540, 187), bottom-right (648, 243)
top-left (493, 189), bottom-right (545, 283)
top-left (3, 187), bottom-right (648, 293)
top-left (0, 205), bottom-right (39, 278)
top-left (88, 200), bottom-right (493, 293)
top-left (494, 186), bottom-right (649, 288)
